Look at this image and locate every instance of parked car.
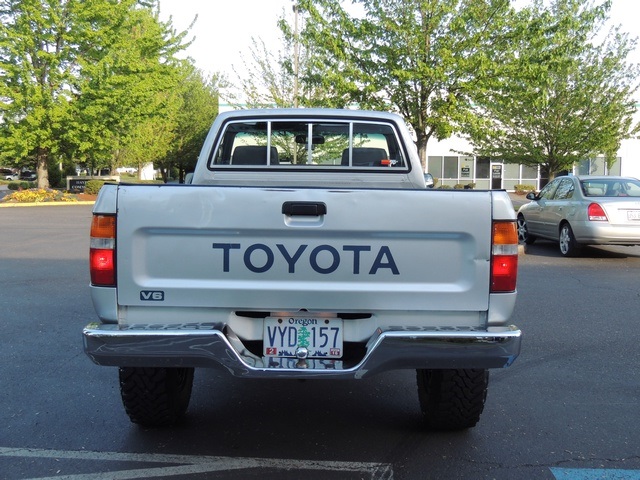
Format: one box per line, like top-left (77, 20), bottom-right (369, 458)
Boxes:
top-left (424, 172), bottom-right (434, 188)
top-left (517, 175), bottom-right (640, 256)
top-left (19, 171), bottom-right (36, 181)
top-left (4, 173), bottom-right (19, 181)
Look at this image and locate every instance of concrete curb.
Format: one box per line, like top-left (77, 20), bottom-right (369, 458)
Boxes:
top-left (0, 201), bottom-right (95, 208)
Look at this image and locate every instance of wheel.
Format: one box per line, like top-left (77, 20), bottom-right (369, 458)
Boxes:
top-left (416, 369), bottom-right (489, 430)
top-left (118, 367), bottom-right (194, 427)
top-left (517, 215), bottom-right (536, 245)
top-left (558, 223), bottom-right (581, 257)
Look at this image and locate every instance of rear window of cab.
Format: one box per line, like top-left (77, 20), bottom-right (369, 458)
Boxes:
top-left (209, 119), bottom-right (408, 170)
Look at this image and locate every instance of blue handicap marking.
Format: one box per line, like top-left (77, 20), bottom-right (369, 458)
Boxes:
top-left (551, 468), bottom-right (640, 480)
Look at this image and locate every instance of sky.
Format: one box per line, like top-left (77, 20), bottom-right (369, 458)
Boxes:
top-left (157, 0), bottom-right (640, 81)
top-left (158, 0), bottom-right (295, 81)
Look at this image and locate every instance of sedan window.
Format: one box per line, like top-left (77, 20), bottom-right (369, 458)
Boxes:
top-left (625, 181), bottom-right (640, 197)
top-left (539, 178), bottom-right (560, 200)
top-left (554, 178), bottom-right (574, 200)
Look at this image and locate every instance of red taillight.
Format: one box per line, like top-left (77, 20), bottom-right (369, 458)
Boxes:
top-left (90, 249), bottom-right (115, 285)
top-left (491, 221), bottom-right (518, 293)
top-left (588, 203), bottom-right (608, 221)
top-left (90, 215), bottom-right (116, 286)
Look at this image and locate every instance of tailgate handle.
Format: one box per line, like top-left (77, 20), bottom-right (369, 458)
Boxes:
top-left (282, 201), bottom-right (327, 216)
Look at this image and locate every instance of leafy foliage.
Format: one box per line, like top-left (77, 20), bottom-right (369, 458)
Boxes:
top-left (0, 0), bottom-right (215, 187)
top-left (7, 181), bottom-right (35, 190)
top-left (156, 64), bottom-right (220, 182)
top-left (462, 0), bottom-right (639, 178)
top-left (291, 0), bottom-right (515, 168)
top-left (67, 3), bottom-right (190, 176)
top-left (84, 180), bottom-right (106, 195)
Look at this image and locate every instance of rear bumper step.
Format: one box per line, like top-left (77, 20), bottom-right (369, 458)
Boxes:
top-left (83, 323), bottom-right (522, 379)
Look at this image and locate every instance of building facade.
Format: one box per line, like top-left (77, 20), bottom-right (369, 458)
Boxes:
top-left (426, 154), bottom-right (623, 191)
top-left (425, 129), bottom-right (637, 190)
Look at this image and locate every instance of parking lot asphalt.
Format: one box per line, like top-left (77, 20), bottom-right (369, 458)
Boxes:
top-left (2, 205), bottom-right (640, 480)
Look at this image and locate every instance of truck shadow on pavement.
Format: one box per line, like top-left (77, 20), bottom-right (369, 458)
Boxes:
top-left (118, 369), bottom-right (436, 459)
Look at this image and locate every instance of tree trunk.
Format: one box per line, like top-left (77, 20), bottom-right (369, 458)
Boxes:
top-left (415, 130), bottom-right (429, 172)
top-left (36, 147), bottom-right (50, 189)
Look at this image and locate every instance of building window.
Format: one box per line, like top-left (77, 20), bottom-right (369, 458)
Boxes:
top-left (503, 163), bottom-right (520, 178)
top-left (460, 156), bottom-right (474, 179)
top-left (476, 157), bottom-right (490, 178)
top-left (443, 156), bottom-right (458, 178)
top-left (427, 156), bottom-right (443, 177)
top-left (522, 165), bottom-right (538, 180)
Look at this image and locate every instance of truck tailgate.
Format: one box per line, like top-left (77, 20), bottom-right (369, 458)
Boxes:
top-left (115, 184), bottom-right (493, 313)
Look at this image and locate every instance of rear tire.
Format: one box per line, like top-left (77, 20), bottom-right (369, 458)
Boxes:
top-left (119, 367), bottom-right (194, 427)
top-left (416, 369), bottom-right (489, 430)
top-left (559, 223), bottom-right (581, 257)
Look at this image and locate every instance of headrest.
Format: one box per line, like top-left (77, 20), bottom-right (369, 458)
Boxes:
top-left (232, 146), bottom-right (279, 165)
top-left (341, 147), bottom-right (388, 166)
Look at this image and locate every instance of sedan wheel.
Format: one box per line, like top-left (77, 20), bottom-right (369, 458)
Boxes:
top-left (559, 223), bottom-right (581, 257)
top-left (517, 215), bottom-right (536, 245)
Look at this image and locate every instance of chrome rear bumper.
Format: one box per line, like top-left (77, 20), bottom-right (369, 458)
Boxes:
top-left (83, 323), bottom-right (522, 379)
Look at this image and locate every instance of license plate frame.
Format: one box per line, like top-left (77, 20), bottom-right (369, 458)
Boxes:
top-left (263, 315), bottom-right (343, 359)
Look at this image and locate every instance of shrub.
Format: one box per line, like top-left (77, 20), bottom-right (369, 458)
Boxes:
top-left (7, 181), bottom-right (36, 190)
top-left (84, 180), bottom-right (105, 195)
top-left (514, 184), bottom-right (536, 195)
top-left (48, 163), bottom-right (62, 188)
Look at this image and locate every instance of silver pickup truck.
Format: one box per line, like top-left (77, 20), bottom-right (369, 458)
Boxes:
top-left (84, 109), bottom-right (521, 430)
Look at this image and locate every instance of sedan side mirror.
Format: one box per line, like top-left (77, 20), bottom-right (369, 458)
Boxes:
top-left (526, 192), bottom-right (537, 201)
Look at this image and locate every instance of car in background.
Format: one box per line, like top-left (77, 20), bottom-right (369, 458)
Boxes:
top-left (424, 172), bottom-right (434, 188)
top-left (19, 171), bottom-right (37, 181)
top-left (517, 175), bottom-right (640, 256)
top-left (1, 168), bottom-right (17, 180)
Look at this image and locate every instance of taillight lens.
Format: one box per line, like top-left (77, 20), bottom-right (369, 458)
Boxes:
top-left (90, 215), bottom-right (116, 286)
top-left (588, 203), bottom-right (608, 221)
top-left (491, 221), bottom-right (518, 293)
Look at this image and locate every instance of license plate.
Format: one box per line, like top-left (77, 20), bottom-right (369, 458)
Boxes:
top-left (627, 210), bottom-right (640, 220)
top-left (264, 316), bottom-right (343, 358)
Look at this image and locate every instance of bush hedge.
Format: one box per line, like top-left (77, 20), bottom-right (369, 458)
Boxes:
top-left (8, 181), bottom-right (36, 190)
top-left (84, 180), bottom-right (106, 195)
top-left (514, 184), bottom-right (536, 194)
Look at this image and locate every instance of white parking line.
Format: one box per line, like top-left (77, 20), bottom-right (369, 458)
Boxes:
top-left (0, 446), bottom-right (393, 480)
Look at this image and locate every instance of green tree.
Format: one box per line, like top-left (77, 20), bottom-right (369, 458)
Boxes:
top-left (0, 0), bottom-right (190, 187)
top-left (0, 0), bottom-right (83, 187)
top-left (70, 3), bottom-right (189, 177)
top-left (293, 0), bottom-right (514, 169)
top-left (463, 0), bottom-right (639, 179)
top-left (157, 64), bottom-right (220, 182)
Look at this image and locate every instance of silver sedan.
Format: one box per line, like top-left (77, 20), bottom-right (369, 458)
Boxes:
top-left (517, 175), bottom-right (640, 256)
